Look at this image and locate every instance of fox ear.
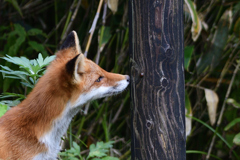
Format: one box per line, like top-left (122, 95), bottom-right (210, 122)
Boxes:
top-left (60, 30), bottom-right (82, 55)
top-left (66, 53), bottom-right (85, 83)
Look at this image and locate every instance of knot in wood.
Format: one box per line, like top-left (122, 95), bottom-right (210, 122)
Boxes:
top-left (166, 48), bottom-right (173, 58)
top-left (160, 77), bottom-right (168, 87)
top-left (146, 120), bottom-right (154, 130)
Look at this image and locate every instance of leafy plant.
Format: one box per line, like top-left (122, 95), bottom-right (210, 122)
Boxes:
top-left (0, 24), bottom-right (47, 57)
top-left (87, 141), bottom-right (117, 160)
top-left (0, 53), bottom-right (55, 89)
top-left (59, 141), bottom-right (119, 160)
top-left (59, 142), bottom-right (83, 160)
top-left (0, 103), bottom-right (9, 117)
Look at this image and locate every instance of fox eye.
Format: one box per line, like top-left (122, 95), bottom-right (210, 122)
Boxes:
top-left (95, 76), bottom-right (103, 82)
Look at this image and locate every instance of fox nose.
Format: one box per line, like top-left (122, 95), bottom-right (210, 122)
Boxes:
top-left (125, 75), bottom-right (130, 82)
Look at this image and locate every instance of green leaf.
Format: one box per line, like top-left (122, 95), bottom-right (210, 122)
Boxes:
top-left (28, 64), bottom-right (41, 75)
top-left (8, 26), bottom-right (26, 55)
top-left (0, 69), bottom-right (30, 82)
top-left (184, 0), bottom-right (202, 41)
top-left (1, 100), bottom-right (20, 107)
top-left (2, 55), bottom-right (31, 69)
top-left (99, 27), bottom-right (112, 46)
top-left (0, 65), bottom-right (13, 72)
top-left (102, 156), bottom-right (119, 160)
top-left (1, 54), bottom-right (49, 76)
top-left (184, 46), bottom-right (194, 70)
top-left (36, 53), bottom-right (55, 68)
top-left (224, 118), bottom-right (240, 131)
top-left (72, 142), bottom-right (81, 156)
top-left (3, 78), bottom-right (13, 92)
top-left (0, 54), bottom-right (51, 88)
top-left (41, 55), bottom-right (56, 67)
top-left (87, 141), bottom-right (114, 159)
top-left (13, 24), bottom-right (27, 37)
top-left (91, 158), bottom-right (102, 160)
top-left (0, 104), bottom-right (8, 117)
top-left (0, 92), bottom-right (25, 100)
top-left (58, 142), bottom-right (81, 159)
top-left (233, 132), bottom-right (240, 145)
top-left (28, 41), bottom-right (47, 56)
top-left (196, 20), bottom-right (229, 74)
top-left (3, 75), bottom-right (21, 79)
top-left (5, 0), bottom-right (23, 17)
top-left (0, 26), bottom-right (9, 32)
top-left (37, 53), bottom-right (44, 66)
top-left (226, 98), bottom-right (240, 109)
top-left (27, 28), bottom-right (47, 37)
top-left (20, 82), bottom-right (34, 88)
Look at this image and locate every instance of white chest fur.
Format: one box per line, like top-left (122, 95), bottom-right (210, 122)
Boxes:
top-left (33, 102), bottom-right (80, 160)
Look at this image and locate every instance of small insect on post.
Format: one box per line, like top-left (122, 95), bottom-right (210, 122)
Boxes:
top-left (129, 0), bottom-right (186, 159)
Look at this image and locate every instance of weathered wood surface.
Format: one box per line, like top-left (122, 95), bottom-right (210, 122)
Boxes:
top-left (129, 0), bottom-right (185, 159)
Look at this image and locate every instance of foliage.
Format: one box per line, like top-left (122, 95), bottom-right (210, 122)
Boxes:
top-left (59, 142), bottom-right (83, 160)
top-left (59, 141), bottom-right (118, 160)
top-left (0, 103), bottom-right (9, 117)
top-left (0, 53), bottom-right (55, 88)
top-left (184, 0), bottom-right (240, 159)
top-left (87, 141), bottom-right (117, 159)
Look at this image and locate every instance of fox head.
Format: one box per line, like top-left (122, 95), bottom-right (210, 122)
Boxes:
top-left (46, 31), bottom-right (130, 108)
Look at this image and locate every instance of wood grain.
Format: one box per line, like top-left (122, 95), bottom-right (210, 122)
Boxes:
top-left (129, 0), bottom-right (185, 159)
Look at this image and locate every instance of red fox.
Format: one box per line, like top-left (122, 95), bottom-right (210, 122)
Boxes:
top-left (0, 31), bottom-right (130, 160)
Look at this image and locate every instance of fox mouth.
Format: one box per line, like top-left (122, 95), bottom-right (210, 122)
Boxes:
top-left (103, 90), bottom-right (125, 97)
top-left (103, 82), bottom-right (129, 97)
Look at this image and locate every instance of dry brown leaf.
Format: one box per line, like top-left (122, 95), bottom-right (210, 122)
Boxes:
top-left (204, 89), bottom-right (219, 126)
top-left (184, 0), bottom-right (202, 41)
top-left (185, 108), bottom-right (192, 137)
top-left (108, 0), bottom-right (119, 14)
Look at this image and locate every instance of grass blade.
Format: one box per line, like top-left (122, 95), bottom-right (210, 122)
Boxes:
top-left (186, 150), bottom-right (221, 160)
top-left (188, 116), bottom-right (240, 159)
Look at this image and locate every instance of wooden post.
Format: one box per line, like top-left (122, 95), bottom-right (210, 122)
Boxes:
top-left (129, 0), bottom-right (185, 159)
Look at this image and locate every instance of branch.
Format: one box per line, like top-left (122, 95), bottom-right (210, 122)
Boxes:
top-left (95, 1), bottom-right (107, 64)
top-left (84, 0), bottom-right (104, 57)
